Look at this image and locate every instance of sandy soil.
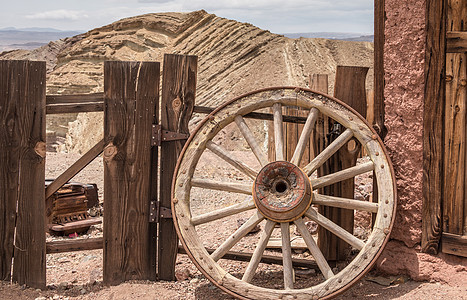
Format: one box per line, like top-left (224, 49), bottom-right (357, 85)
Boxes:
top-left (1, 148), bottom-right (466, 300)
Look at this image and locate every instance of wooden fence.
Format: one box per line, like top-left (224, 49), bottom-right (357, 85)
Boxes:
top-left (0, 55), bottom-right (197, 288)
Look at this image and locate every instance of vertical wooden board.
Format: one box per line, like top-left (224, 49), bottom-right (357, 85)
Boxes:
top-left (374, 0), bottom-right (386, 137)
top-left (103, 61), bottom-right (160, 285)
top-left (443, 53), bottom-right (466, 235)
top-left (285, 106), bottom-right (299, 162)
top-left (159, 54), bottom-right (197, 280)
top-left (0, 61), bottom-right (20, 282)
top-left (422, 0), bottom-right (446, 254)
top-left (317, 66), bottom-right (368, 260)
top-left (6, 61), bottom-right (47, 289)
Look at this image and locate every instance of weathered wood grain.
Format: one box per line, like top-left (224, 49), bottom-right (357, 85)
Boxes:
top-left (159, 54), bottom-right (197, 280)
top-left (422, 0), bottom-right (446, 254)
top-left (441, 232), bottom-right (467, 257)
top-left (46, 237), bottom-right (103, 254)
top-left (103, 61), bottom-right (160, 284)
top-left (0, 61), bottom-right (47, 289)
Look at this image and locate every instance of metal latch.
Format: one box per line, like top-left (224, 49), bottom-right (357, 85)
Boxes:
top-left (151, 124), bottom-right (190, 146)
top-left (149, 200), bottom-right (173, 223)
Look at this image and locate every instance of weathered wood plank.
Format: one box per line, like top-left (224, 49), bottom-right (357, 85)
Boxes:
top-left (46, 103), bottom-right (104, 114)
top-left (447, 31), bottom-right (467, 53)
top-left (374, 0), bottom-right (386, 137)
top-left (318, 66), bottom-right (368, 261)
top-left (177, 245), bottom-right (319, 269)
top-left (46, 93), bottom-right (104, 104)
top-left (46, 237), bottom-right (103, 254)
top-left (158, 54), bottom-right (197, 280)
top-left (441, 233), bottom-right (467, 257)
top-left (443, 0), bottom-right (467, 236)
top-left (443, 52), bottom-right (466, 235)
top-left (422, 0), bottom-right (446, 254)
top-left (103, 61), bottom-right (160, 284)
top-left (1, 61), bottom-right (47, 289)
top-left (0, 61), bottom-right (18, 282)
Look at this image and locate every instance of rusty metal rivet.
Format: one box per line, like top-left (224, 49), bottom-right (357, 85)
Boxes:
top-left (372, 242), bottom-right (376, 247)
top-left (359, 126), bottom-right (364, 130)
top-left (385, 200), bottom-right (389, 204)
top-left (182, 170), bottom-right (186, 174)
top-left (179, 183), bottom-right (183, 187)
top-left (349, 116), bottom-right (353, 121)
top-left (184, 227), bottom-right (188, 230)
top-left (180, 213), bottom-right (184, 217)
top-left (237, 104), bottom-right (242, 108)
top-left (384, 213), bottom-right (388, 218)
top-left (322, 100), bottom-right (326, 104)
top-left (293, 296), bottom-right (297, 299)
top-left (364, 254), bottom-right (368, 259)
top-left (209, 115), bottom-right (215, 121)
top-left (173, 198), bottom-right (178, 204)
top-left (225, 111), bottom-right (230, 115)
top-left (294, 87), bottom-right (300, 93)
top-left (209, 265), bottom-right (213, 270)
top-left (195, 141), bottom-right (199, 145)
top-left (199, 256), bottom-right (203, 260)
top-left (372, 134), bottom-right (378, 140)
top-left (384, 228), bottom-right (390, 235)
top-left (325, 286), bottom-right (329, 290)
top-left (375, 152), bottom-right (379, 156)
top-left (245, 288), bottom-right (249, 293)
top-left (338, 279), bottom-right (342, 283)
top-left (381, 164), bottom-right (385, 169)
top-left (203, 130), bottom-right (207, 134)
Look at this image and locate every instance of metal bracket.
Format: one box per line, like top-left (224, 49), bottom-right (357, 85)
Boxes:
top-left (149, 200), bottom-right (173, 223)
top-left (151, 124), bottom-right (190, 146)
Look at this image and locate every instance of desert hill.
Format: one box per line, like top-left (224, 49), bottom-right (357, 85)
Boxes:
top-left (0, 10), bottom-right (374, 153)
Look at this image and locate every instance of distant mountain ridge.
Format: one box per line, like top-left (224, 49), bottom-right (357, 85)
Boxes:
top-left (283, 32), bottom-right (374, 42)
top-left (0, 28), bottom-right (83, 51)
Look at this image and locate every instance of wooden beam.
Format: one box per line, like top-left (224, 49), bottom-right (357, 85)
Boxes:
top-left (441, 233), bottom-right (467, 257)
top-left (177, 245), bottom-right (319, 270)
top-left (158, 54), bottom-right (197, 280)
top-left (45, 139), bottom-right (105, 199)
top-left (374, 0), bottom-right (386, 137)
top-left (46, 93), bottom-right (104, 104)
top-left (0, 60), bottom-right (47, 289)
top-left (447, 31), bottom-right (467, 53)
top-left (103, 61), bottom-right (160, 284)
top-left (46, 103), bottom-right (104, 114)
top-left (46, 237), bottom-right (103, 254)
top-left (422, 0), bottom-right (446, 254)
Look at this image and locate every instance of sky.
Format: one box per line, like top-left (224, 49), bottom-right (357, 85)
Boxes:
top-left (0, 0), bottom-right (374, 34)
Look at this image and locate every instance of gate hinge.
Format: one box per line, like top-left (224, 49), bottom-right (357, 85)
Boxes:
top-left (149, 200), bottom-right (173, 223)
top-left (151, 124), bottom-right (190, 146)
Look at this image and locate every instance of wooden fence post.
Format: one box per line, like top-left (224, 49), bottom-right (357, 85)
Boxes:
top-left (103, 61), bottom-right (160, 285)
top-left (158, 54), bottom-right (197, 280)
top-left (0, 60), bottom-right (46, 288)
top-left (317, 66), bottom-right (368, 260)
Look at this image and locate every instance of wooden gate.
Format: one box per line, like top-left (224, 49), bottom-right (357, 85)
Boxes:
top-left (424, 0), bottom-right (467, 257)
top-left (0, 54), bottom-right (197, 288)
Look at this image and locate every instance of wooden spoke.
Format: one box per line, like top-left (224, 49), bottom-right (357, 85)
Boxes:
top-left (191, 197), bottom-right (256, 226)
top-left (303, 128), bottom-right (354, 176)
top-left (305, 207), bottom-right (365, 250)
top-left (313, 193), bottom-right (379, 213)
top-left (291, 108), bottom-right (319, 165)
top-left (235, 115), bottom-right (269, 167)
top-left (242, 220), bottom-right (276, 282)
top-left (294, 218), bottom-right (334, 279)
top-left (191, 178), bottom-right (252, 195)
top-left (211, 211), bottom-right (265, 261)
top-left (273, 103), bottom-right (285, 161)
top-left (207, 141), bottom-right (258, 179)
top-left (280, 222), bottom-right (294, 289)
top-left (311, 161), bottom-right (374, 190)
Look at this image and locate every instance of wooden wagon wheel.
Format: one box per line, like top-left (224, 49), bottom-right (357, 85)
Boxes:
top-left (172, 87), bottom-right (396, 299)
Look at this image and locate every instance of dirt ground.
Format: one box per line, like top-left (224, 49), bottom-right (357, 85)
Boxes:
top-left (1, 148), bottom-right (466, 300)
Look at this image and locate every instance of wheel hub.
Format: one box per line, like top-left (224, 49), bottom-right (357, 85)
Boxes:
top-left (253, 161), bottom-right (312, 222)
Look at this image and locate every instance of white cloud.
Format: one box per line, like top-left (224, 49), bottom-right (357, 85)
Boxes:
top-left (26, 10), bottom-right (88, 21)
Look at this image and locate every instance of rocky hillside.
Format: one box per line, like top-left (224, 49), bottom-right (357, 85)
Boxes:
top-left (1, 10), bottom-right (374, 153)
